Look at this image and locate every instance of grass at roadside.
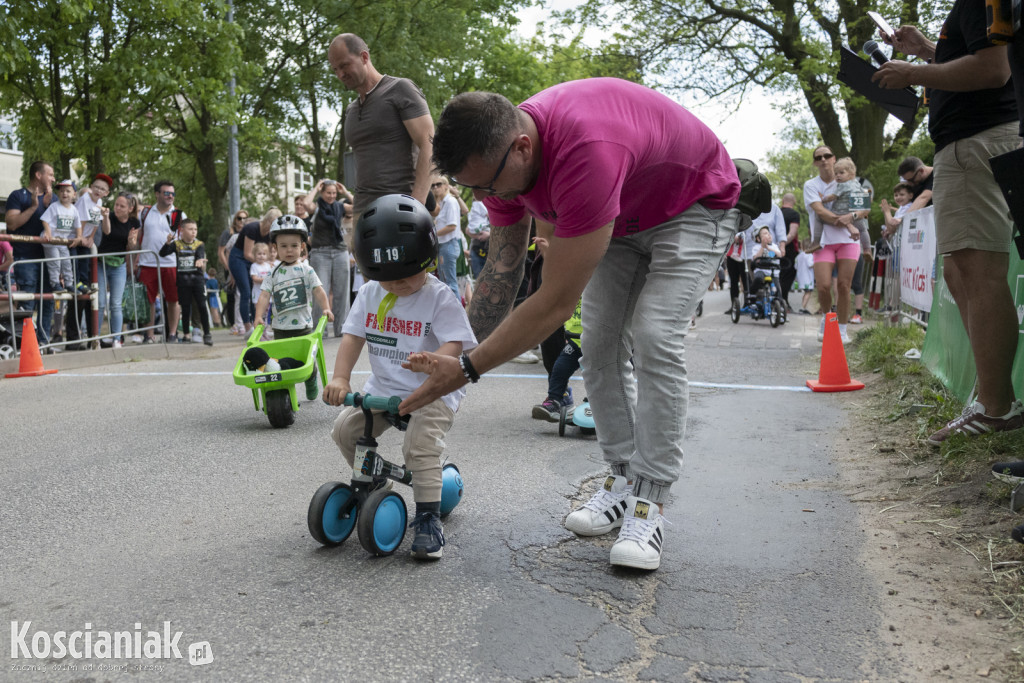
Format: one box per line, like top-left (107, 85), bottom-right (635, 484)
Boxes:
top-left (849, 322), bottom-right (1024, 678)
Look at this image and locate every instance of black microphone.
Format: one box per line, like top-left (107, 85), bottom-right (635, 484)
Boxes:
top-left (863, 40), bottom-right (888, 67)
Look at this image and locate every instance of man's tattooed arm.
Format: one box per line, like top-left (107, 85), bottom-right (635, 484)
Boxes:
top-left (466, 218), bottom-right (531, 340)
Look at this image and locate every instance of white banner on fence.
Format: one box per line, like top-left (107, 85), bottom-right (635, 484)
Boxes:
top-left (899, 206), bottom-right (936, 312)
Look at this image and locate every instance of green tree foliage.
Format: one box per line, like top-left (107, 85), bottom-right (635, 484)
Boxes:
top-left (558, 0), bottom-right (952, 173)
top-left (0, 0), bottom-right (641, 245)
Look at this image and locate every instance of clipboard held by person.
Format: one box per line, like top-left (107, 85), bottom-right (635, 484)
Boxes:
top-left (837, 46), bottom-right (920, 123)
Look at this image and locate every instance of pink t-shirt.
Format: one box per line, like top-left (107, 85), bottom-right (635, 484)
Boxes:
top-left (484, 78), bottom-right (740, 238)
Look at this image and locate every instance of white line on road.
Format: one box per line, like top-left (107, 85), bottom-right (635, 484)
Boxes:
top-left (52, 371), bottom-right (812, 391)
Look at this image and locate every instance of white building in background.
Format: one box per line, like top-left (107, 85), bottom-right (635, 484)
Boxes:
top-left (0, 121), bottom-right (24, 215)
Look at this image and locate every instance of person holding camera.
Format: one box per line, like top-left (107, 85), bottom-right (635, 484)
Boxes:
top-left (303, 178), bottom-right (353, 337)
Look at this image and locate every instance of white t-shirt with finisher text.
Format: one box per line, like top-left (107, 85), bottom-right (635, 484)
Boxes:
top-left (343, 274), bottom-right (477, 413)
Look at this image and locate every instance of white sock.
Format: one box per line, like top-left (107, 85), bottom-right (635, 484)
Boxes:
top-left (839, 323), bottom-right (848, 335)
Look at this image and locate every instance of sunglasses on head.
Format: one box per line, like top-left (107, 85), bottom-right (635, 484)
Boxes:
top-left (813, 152), bottom-right (835, 162)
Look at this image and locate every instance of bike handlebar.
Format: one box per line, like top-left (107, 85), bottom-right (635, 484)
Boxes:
top-left (344, 393), bottom-right (402, 413)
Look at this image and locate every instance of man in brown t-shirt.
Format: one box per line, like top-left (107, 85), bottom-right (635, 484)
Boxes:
top-left (328, 33), bottom-right (435, 216)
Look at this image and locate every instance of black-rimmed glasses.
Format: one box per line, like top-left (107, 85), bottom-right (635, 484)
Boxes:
top-left (452, 140), bottom-right (515, 194)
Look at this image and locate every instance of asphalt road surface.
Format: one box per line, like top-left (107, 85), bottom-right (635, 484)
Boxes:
top-left (1, 288), bottom-right (903, 681)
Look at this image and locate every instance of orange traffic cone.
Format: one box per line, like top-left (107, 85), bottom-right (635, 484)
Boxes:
top-left (5, 318), bottom-right (58, 378)
top-left (807, 312), bottom-right (863, 392)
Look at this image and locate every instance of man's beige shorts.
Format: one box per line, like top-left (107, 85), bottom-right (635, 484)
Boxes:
top-left (933, 121), bottom-right (1020, 255)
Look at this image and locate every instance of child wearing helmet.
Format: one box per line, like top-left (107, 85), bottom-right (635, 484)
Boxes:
top-left (323, 194), bottom-right (477, 560)
top-left (253, 215), bottom-right (333, 399)
top-left (158, 218), bottom-right (213, 345)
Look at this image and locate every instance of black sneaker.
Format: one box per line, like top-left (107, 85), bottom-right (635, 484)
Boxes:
top-left (991, 461), bottom-right (1024, 485)
top-left (409, 511), bottom-right (444, 559)
top-left (532, 398), bottom-right (561, 422)
top-left (203, 334), bottom-right (213, 346)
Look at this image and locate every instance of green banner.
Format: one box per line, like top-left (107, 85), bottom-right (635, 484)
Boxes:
top-left (921, 255), bottom-right (1024, 403)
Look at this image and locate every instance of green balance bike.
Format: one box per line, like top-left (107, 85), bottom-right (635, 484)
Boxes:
top-left (232, 316), bottom-right (328, 428)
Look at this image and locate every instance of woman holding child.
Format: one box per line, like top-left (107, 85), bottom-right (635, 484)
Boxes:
top-left (802, 145), bottom-right (870, 344)
top-left (229, 207), bottom-right (281, 333)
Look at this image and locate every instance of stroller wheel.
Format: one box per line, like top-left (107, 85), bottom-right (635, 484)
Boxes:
top-left (0, 344), bottom-right (14, 360)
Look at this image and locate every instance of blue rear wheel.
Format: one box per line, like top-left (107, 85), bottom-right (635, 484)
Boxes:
top-left (357, 489), bottom-right (407, 556)
top-left (308, 482), bottom-right (357, 546)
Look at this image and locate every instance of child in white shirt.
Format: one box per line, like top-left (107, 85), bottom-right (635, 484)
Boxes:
top-left (40, 180), bottom-right (82, 293)
top-left (324, 195), bottom-right (477, 561)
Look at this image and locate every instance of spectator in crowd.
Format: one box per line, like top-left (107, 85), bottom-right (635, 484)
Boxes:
top-left (59, 175), bottom-right (110, 349)
top-left (328, 33), bottom-right (435, 214)
top-left (880, 182), bottom-right (914, 235)
top-left (0, 236), bottom-right (12, 278)
top-left (747, 226), bottom-right (782, 297)
top-left (723, 227), bottom-right (749, 311)
top-left (795, 238), bottom-right (816, 314)
top-left (465, 199), bottom-right (490, 279)
top-left (293, 195), bottom-right (312, 229)
top-left (874, 6), bottom-right (1022, 444)
top-left (229, 207), bottom-right (281, 334)
top-left (249, 242), bottom-right (273, 331)
top-left (40, 179), bottom-right (82, 294)
top-left (303, 179), bottom-right (353, 338)
top-left (96, 191), bottom-right (140, 348)
top-left (159, 218), bottom-right (212, 345)
top-left (823, 157), bottom-right (873, 324)
top-left (137, 180), bottom-right (185, 343)
top-left (74, 174), bottom-right (111, 289)
top-left (430, 174), bottom-right (462, 299)
top-left (803, 146), bottom-right (869, 344)
top-left (219, 210), bottom-right (247, 333)
top-left (744, 201), bottom-right (787, 275)
top-left (5, 161), bottom-right (56, 345)
top-left (778, 192), bottom-right (801, 310)
top-left (896, 156), bottom-right (934, 213)
top-left (724, 202), bottom-right (785, 312)
top-left (405, 80), bottom-right (744, 571)
top-left (205, 267), bottom-right (222, 328)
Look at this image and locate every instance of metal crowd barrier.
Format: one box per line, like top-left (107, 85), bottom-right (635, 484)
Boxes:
top-left (1, 234), bottom-right (167, 356)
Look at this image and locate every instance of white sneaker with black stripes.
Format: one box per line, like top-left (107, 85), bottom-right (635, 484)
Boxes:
top-left (565, 475), bottom-right (631, 536)
top-left (609, 495), bottom-right (667, 570)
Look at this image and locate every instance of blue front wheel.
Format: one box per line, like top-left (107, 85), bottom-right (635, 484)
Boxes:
top-left (308, 482), bottom-right (357, 546)
top-left (357, 489), bottom-right (407, 556)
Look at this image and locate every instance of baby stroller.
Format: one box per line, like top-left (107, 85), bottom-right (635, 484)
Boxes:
top-left (730, 256), bottom-right (787, 328)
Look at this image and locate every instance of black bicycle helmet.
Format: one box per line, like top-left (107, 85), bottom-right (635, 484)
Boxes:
top-left (353, 194), bottom-right (437, 281)
top-left (269, 214), bottom-right (310, 242)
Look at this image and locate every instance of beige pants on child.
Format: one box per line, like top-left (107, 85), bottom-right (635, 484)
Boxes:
top-left (330, 397), bottom-right (454, 502)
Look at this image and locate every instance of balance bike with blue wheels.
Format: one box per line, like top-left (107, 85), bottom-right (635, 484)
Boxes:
top-left (307, 392), bottom-right (464, 556)
top-left (559, 397), bottom-right (597, 437)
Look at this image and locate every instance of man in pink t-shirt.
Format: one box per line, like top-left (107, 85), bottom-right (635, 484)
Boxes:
top-left (401, 78), bottom-right (743, 571)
